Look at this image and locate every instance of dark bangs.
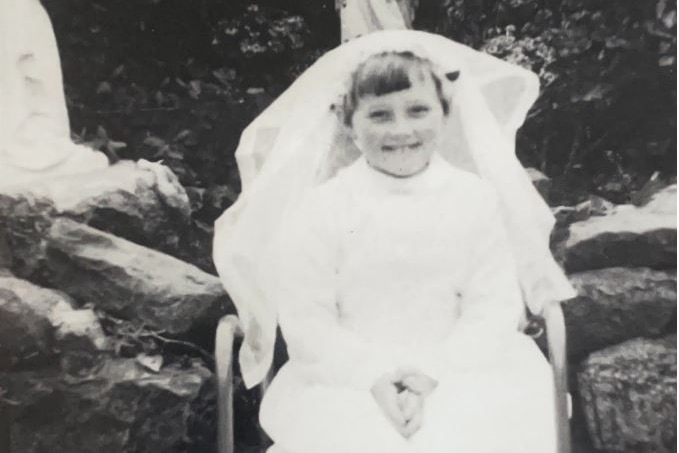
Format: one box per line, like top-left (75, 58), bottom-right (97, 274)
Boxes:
top-left (343, 51), bottom-right (448, 126)
top-left (355, 51), bottom-right (420, 98)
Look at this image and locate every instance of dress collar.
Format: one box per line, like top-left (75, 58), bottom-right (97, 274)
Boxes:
top-left (350, 153), bottom-right (453, 196)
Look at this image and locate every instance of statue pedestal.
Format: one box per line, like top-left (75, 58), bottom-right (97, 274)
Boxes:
top-left (0, 142), bottom-right (108, 190)
top-left (339, 0), bottom-right (413, 42)
top-left (0, 0), bottom-right (108, 190)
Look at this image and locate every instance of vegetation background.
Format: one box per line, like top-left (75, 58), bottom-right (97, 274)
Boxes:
top-left (43, 0), bottom-right (676, 218)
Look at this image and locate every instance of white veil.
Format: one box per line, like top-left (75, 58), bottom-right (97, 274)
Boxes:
top-left (213, 30), bottom-right (576, 389)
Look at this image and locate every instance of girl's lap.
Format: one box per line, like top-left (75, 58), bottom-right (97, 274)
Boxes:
top-left (261, 337), bottom-right (556, 453)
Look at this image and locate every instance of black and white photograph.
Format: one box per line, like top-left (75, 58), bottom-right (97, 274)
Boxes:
top-left (0, 1), bottom-right (676, 452)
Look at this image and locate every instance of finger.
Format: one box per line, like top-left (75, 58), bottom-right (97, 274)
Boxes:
top-left (372, 381), bottom-right (407, 429)
top-left (396, 390), bottom-right (409, 411)
top-left (402, 375), bottom-right (439, 395)
top-left (399, 392), bottom-right (420, 421)
top-left (402, 404), bottom-right (424, 438)
top-left (382, 391), bottom-right (407, 427)
top-left (401, 376), bottom-right (427, 394)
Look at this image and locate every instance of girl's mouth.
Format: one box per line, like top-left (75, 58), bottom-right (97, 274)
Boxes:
top-left (381, 142), bottom-right (422, 152)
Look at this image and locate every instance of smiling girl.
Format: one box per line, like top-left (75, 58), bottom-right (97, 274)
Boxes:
top-left (255, 50), bottom-right (560, 453)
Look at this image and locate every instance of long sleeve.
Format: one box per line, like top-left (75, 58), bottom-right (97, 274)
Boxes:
top-left (261, 192), bottom-right (399, 391)
top-left (424, 189), bottom-right (525, 376)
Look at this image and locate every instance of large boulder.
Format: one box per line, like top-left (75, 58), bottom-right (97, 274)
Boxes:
top-left (44, 218), bottom-right (230, 343)
top-left (0, 161), bottom-right (193, 276)
top-left (562, 185), bottom-right (677, 272)
top-left (0, 273), bottom-right (109, 371)
top-left (564, 267), bottom-right (676, 358)
top-left (1, 358), bottom-right (215, 453)
top-left (577, 336), bottom-right (676, 453)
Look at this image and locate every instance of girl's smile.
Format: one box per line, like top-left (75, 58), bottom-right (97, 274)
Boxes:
top-left (350, 70), bottom-right (446, 178)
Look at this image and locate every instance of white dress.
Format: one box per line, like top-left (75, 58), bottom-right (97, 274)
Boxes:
top-left (259, 155), bottom-right (557, 453)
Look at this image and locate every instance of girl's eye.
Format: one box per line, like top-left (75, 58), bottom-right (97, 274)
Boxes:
top-left (408, 105), bottom-right (431, 117)
top-left (368, 110), bottom-right (392, 122)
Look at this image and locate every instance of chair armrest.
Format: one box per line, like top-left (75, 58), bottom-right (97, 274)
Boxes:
top-left (215, 315), bottom-right (243, 453)
top-left (542, 301), bottom-right (572, 453)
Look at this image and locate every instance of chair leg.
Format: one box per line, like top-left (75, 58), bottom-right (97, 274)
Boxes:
top-left (257, 368), bottom-right (274, 450)
top-left (0, 404), bottom-right (10, 453)
top-left (544, 301), bottom-right (572, 453)
top-left (216, 315), bottom-right (242, 453)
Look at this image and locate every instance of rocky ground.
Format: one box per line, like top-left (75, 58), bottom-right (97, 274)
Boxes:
top-left (0, 163), bottom-right (676, 453)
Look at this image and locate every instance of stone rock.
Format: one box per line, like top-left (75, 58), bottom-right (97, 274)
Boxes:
top-left (0, 191), bottom-right (56, 280)
top-left (577, 336), bottom-right (676, 453)
top-left (551, 195), bottom-right (617, 260)
top-left (0, 286), bottom-right (52, 371)
top-left (564, 268), bottom-right (676, 358)
top-left (552, 195), bottom-right (616, 227)
top-left (0, 160), bottom-right (191, 259)
top-left (526, 167), bottom-right (551, 201)
top-left (1, 358), bottom-right (215, 453)
top-left (561, 187), bottom-right (677, 272)
top-left (631, 176), bottom-right (676, 208)
top-left (641, 184), bottom-right (677, 214)
top-left (45, 218), bottom-right (230, 342)
top-left (0, 274), bottom-right (109, 371)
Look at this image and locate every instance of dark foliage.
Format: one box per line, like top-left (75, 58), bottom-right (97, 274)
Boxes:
top-left (43, 0), bottom-right (675, 214)
top-left (418, 0), bottom-right (677, 203)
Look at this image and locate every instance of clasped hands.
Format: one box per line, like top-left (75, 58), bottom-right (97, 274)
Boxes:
top-left (370, 368), bottom-right (438, 439)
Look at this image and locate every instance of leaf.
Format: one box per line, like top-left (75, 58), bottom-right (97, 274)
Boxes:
top-left (166, 148), bottom-right (185, 160)
top-left (212, 68), bottom-right (236, 86)
top-left (144, 135), bottom-right (167, 148)
top-left (571, 84), bottom-right (612, 103)
top-left (96, 125), bottom-right (109, 139)
top-left (106, 140), bottom-right (127, 151)
top-left (111, 65), bottom-right (125, 78)
top-left (656, 0), bottom-right (667, 19)
top-left (605, 37), bottom-right (631, 49)
top-left (188, 80), bottom-right (202, 99)
top-left (173, 129), bottom-right (191, 142)
top-left (659, 55), bottom-right (675, 66)
top-left (96, 81), bottom-right (112, 95)
top-left (189, 80), bottom-right (202, 94)
top-left (136, 353), bottom-right (163, 373)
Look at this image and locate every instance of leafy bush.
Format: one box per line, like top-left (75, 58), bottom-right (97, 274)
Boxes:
top-left (45, 0), bottom-right (676, 206)
top-left (418, 0), bottom-right (676, 203)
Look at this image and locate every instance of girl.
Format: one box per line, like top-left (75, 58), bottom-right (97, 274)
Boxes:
top-left (214, 30), bottom-right (575, 453)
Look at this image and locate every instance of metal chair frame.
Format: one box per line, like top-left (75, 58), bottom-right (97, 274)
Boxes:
top-left (215, 300), bottom-right (571, 453)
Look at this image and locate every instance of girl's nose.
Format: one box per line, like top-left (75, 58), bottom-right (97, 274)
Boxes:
top-left (390, 117), bottom-right (414, 138)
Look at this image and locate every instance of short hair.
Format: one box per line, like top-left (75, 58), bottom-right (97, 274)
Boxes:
top-left (342, 51), bottom-right (450, 127)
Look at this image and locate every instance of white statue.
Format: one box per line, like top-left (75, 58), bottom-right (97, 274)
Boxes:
top-left (337, 0), bottom-right (418, 42)
top-left (0, 0), bottom-right (108, 189)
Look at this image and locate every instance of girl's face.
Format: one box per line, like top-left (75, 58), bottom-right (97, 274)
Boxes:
top-left (350, 71), bottom-right (445, 178)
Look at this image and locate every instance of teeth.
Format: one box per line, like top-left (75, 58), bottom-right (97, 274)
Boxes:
top-left (382, 143), bottom-right (420, 151)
